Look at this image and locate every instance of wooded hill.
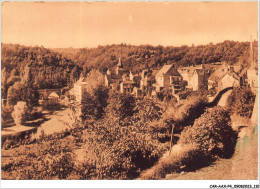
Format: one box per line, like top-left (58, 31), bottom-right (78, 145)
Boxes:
top-left (52, 40), bottom-right (258, 73)
top-left (1, 43), bottom-right (81, 93)
top-left (1, 40), bottom-right (258, 96)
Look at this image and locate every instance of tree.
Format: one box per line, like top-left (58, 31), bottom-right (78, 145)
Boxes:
top-left (12, 101), bottom-right (29, 126)
top-left (179, 106), bottom-right (237, 158)
top-left (84, 69), bottom-right (105, 96)
top-left (81, 86), bottom-right (109, 120)
top-left (1, 68), bottom-right (8, 98)
top-left (81, 69), bottom-right (108, 120)
top-left (7, 81), bottom-right (38, 107)
top-left (105, 92), bottom-right (136, 120)
top-left (227, 87), bottom-right (256, 117)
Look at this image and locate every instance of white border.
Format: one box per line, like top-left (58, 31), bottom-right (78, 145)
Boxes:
top-left (0, 0), bottom-right (259, 188)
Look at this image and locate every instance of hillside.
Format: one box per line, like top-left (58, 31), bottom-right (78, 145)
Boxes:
top-left (1, 44), bottom-right (82, 98)
top-left (1, 40), bottom-right (257, 99)
top-left (51, 40), bottom-right (258, 73)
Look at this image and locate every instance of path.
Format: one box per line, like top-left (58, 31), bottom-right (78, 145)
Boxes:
top-left (207, 87), bottom-right (233, 107)
top-left (217, 90), bottom-right (232, 107)
top-left (31, 108), bottom-right (76, 139)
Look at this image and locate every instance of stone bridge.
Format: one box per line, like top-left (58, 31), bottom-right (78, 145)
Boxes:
top-left (38, 88), bottom-right (70, 100)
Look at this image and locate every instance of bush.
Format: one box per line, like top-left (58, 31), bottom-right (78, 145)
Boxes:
top-left (11, 101), bottom-right (29, 126)
top-left (133, 97), bottom-right (163, 123)
top-left (179, 106), bottom-right (237, 158)
top-left (140, 106), bottom-right (238, 180)
top-left (78, 118), bottom-right (167, 179)
top-left (140, 144), bottom-right (199, 179)
top-left (158, 93), bottom-right (208, 135)
top-left (105, 92), bottom-right (136, 120)
top-left (81, 85), bottom-right (109, 120)
top-left (26, 107), bottom-right (43, 121)
top-left (2, 139), bottom-right (75, 180)
top-left (1, 105), bottom-right (13, 129)
top-left (227, 87), bottom-right (255, 117)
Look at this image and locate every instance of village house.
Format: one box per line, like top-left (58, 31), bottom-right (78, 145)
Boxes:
top-left (217, 71), bottom-right (240, 91)
top-left (154, 64), bottom-right (184, 93)
top-left (72, 77), bottom-right (88, 102)
top-left (104, 58), bottom-right (125, 92)
top-left (120, 80), bottom-right (136, 93)
top-left (177, 64), bottom-right (210, 91)
top-left (104, 57), bottom-right (138, 94)
top-left (139, 69), bottom-right (158, 95)
top-left (208, 63), bottom-right (242, 91)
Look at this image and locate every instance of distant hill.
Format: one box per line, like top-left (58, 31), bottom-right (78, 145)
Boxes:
top-left (2, 40), bottom-right (257, 87)
top-left (51, 41), bottom-right (258, 74)
top-left (51, 47), bottom-right (81, 57)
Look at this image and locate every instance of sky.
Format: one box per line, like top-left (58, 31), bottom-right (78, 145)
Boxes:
top-left (1, 1), bottom-right (258, 48)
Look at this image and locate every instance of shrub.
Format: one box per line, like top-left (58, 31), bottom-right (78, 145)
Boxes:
top-left (1, 104), bottom-right (13, 120)
top-left (140, 106), bottom-right (238, 180)
top-left (26, 107), bottom-right (43, 121)
top-left (140, 144), bottom-right (199, 179)
top-left (81, 85), bottom-right (109, 120)
top-left (1, 105), bottom-right (13, 129)
top-left (2, 139), bottom-right (75, 180)
top-left (133, 97), bottom-right (163, 123)
top-left (158, 93), bottom-right (208, 136)
top-left (78, 118), bottom-right (167, 179)
top-left (179, 106), bottom-right (237, 158)
top-left (227, 87), bottom-right (255, 117)
top-left (11, 101), bottom-right (29, 126)
top-left (105, 92), bottom-right (136, 120)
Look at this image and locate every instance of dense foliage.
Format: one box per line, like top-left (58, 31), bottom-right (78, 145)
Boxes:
top-left (80, 120), bottom-right (166, 179)
top-left (226, 87), bottom-right (256, 117)
top-left (81, 69), bottom-right (109, 120)
top-left (158, 92), bottom-right (208, 136)
top-left (2, 138), bottom-right (75, 180)
top-left (179, 106), bottom-right (237, 158)
top-left (54, 40), bottom-right (257, 73)
top-left (105, 92), bottom-right (136, 120)
top-left (140, 106), bottom-right (238, 179)
top-left (1, 43), bottom-right (81, 99)
top-left (80, 93), bottom-right (168, 179)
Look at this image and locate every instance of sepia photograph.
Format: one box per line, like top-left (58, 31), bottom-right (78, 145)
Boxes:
top-left (1, 1), bottom-right (258, 187)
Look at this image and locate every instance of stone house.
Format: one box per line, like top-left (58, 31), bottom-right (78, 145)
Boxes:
top-left (154, 64), bottom-right (183, 92)
top-left (105, 57), bottom-right (133, 93)
top-left (216, 72), bottom-right (240, 91)
top-left (73, 77), bottom-right (88, 102)
top-left (120, 80), bottom-right (136, 94)
top-left (208, 63), bottom-right (242, 91)
top-left (178, 64), bottom-right (210, 91)
top-left (189, 69), bottom-right (210, 91)
top-left (140, 69), bottom-right (158, 95)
